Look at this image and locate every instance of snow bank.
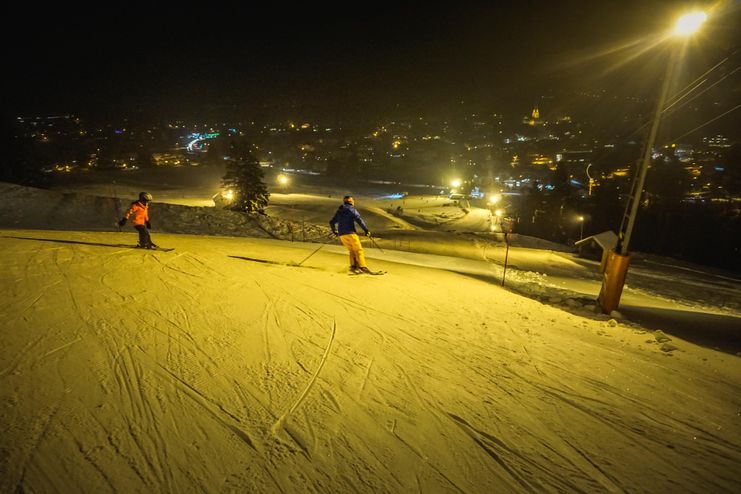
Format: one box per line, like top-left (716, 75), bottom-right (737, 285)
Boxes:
top-left (0, 182), bottom-right (335, 244)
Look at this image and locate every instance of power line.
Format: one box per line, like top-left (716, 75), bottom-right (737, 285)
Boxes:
top-left (669, 103), bottom-right (741, 142)
top-left (663, 66), bottom-right (740, 117)
top-left (590, 54), bottom-right (737, 165)
top-left (663, 54), bottom-right (730, 109)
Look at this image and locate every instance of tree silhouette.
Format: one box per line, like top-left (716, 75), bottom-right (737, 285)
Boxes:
top-left (221, 140), bottom-right (269, 213)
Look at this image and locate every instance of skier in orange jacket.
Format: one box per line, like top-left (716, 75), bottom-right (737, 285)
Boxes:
top-left (119, 192), bottom-right (158, 249)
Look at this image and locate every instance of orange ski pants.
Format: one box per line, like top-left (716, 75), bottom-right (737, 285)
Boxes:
top-left (339, 233), bottom-right (367, 268)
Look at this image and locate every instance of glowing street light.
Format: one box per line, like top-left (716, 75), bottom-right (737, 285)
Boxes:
top-left (487, 193), bottom-right (502, 205)
top-left (451, 179), bottom-right (462, 188)
top-left (577, 215), bottom-right (584, 240)
top-left (276, 174), bottom-right (290, 194)
top-left (673, 11), bottom-right (707, 37)
top-left (599, 10), bottom-right (707, 314)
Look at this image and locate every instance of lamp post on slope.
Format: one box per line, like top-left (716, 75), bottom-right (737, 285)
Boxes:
top-left (598, 10), bottom-right (707, 314)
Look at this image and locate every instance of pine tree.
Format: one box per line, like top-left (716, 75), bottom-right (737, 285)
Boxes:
top-left (221, 140), bottom-right (269, 213)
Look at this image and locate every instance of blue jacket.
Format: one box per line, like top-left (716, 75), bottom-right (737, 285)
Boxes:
top-left (330, 204), bottom-right (369, 235)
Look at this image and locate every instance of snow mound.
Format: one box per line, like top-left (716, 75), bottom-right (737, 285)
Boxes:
top-left (0, 182), bottom-right (335, 243)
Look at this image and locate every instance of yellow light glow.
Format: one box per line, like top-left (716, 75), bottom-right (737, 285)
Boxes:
top-left (224, 190), bottom-right (234, 201)
top-left (674, 11), bottom-right (707, 37)
top-left (578, 216), bottom-right (584, 222)
top-left (451, 179), bottom-right (462, 188)
top-left (277, 174), bottom-right (289, 185)
top-left (488, 194), bottom-right (501, 205)
top-left (495, 209), bottom-right (503, 217)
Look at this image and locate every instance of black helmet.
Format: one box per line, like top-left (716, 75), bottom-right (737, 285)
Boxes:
top-left (139, 192), bottom-right (153, 202)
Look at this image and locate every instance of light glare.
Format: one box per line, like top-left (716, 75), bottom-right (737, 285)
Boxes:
top-left (673, 11), bottom-right (707, 37)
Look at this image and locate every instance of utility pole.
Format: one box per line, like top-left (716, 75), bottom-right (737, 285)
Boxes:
top-left (598, 50), bottom-right (677, 314)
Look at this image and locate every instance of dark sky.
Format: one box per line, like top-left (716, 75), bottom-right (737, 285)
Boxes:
top-left (6, 1), bottom-right (739, 122)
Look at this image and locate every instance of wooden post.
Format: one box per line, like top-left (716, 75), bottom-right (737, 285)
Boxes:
top-left (501, 218), bottom-right (513, 287)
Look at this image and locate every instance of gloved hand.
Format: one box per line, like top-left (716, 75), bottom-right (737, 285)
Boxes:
top-left (145, 221), bottom-right (151, 230)
top-left (332, 230), bottom-right (338, 237)
top-left (118, 219), bottom-right (126, 227)
top-left (365, 231), bottom-right (371, 237)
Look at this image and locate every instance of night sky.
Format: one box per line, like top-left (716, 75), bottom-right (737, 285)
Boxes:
top-left (6, 1), bottom-right (739, 122)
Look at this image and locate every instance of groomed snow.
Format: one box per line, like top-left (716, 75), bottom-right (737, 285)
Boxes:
top-left (2, 229), bottom-right (740, 493)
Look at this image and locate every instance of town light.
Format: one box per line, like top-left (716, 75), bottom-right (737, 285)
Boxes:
top-left (673, 11), bottom-right (707, 37)
top-left (451, 179), bottom-right (461, 188)
top-left (495, 209), bottom-right (503, 217)
top-left (277, 174), bottom-right (289, 185)
top-left (224, 189), bottom-right (235, 201)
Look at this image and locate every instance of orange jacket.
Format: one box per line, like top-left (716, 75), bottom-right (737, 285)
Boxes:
top-left (124, 201), bottom-right (149, 226)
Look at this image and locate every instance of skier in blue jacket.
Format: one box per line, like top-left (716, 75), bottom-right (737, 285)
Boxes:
top-left (329, 196), bottom-right (374, 274)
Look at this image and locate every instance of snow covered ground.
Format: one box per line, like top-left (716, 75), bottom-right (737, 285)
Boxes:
top-left (2, 230), bottom-right (740, 493)
top-left (2, 179), bottom-right (740, 492)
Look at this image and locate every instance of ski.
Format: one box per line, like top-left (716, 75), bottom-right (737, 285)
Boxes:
top-left (350, 269), bottom-right (386, 276)
top-left (134, 245), bottom-right (174, 252)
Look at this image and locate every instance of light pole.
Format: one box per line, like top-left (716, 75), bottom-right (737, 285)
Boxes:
top-left (578, 216), bottom-right (584, 241)
top-left (598, 10), bottom-right (707, 314)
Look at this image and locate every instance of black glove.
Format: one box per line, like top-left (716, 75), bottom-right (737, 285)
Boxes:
top-left (145, 221), bottom-right (151, 230)
top-left (331, 230), bottom-right (339, 237)
top-left (365, 230), bottom-right (371, 237)
top-left (118, 218), bottom-right (126, 227)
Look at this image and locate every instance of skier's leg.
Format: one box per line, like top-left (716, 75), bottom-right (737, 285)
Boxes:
top-left (342, 234), bottom-right (367, 268)
top-left (354, 243), bottom-right (368, 268)
top-left (136, 225), bottom-right (155, 247)
top-left (341, 235), bottom-right (357, 270)
top-left (134, 225), bottom-right (148, 247)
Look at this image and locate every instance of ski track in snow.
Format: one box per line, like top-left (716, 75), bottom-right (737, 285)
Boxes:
top-left (1, 230), bottom-right (740, 493)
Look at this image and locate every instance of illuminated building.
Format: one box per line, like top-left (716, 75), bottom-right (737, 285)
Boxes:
top-left (522, 106), bottom-right (545, 126)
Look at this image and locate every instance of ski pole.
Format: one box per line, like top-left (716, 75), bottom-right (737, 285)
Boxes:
top-left (297, 244), bottom-right (323, 266)
top-left (112, 186), bottom-right (122, 232)
top-left (368, 234), bottom-right (384, 253)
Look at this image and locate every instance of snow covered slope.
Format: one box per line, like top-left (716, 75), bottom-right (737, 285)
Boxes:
top-left (2, 230), bottom-right (740, 493)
